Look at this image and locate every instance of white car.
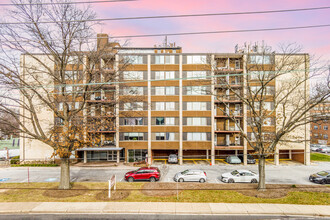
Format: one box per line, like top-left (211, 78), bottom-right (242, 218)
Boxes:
top-left (221, 170), bottom-right (259, 183)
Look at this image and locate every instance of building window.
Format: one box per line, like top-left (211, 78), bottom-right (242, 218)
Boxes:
top-left (128, 149), bottom-right (148, 162)
top-left (186, 86), bottom-right (208, 95)
top-left (122, 87), bottom-right (144, 95)
top-left (186, 132), bottom-right (208, 141)
top-left (324, 126), bottom-right (328, 130)
top-left (154, 132), bottom-right (176, 141)
top-left (123, 102), bottom-right (144, 111)
top-left (186, 117), bottom-right (207, 126)
top-left (123, 133), bottom-right (145, 141)
top-left (186, 71), bottom-right (207, 80)
top-left (324, 134), bottom-right (328, 139)
top-left (124, 55), bottom-right (144, 64)
top-left (314, 126), bottom-right (318, 130)
top-left (249, 55), bottom-right (271, 64)
top-left (58, 102), bottom-right (63, 111)
top-left (156, 117), bottom-right (165, 125)
top-left (155, 71), bottom-right (175, 80)
top-left (123, 71), bottom-right (144, 80)
top-left (154, 102), bottom-right (176, 110)
top-left (154, 87), bottom-right (176, 95)
top-left (235, 60), bottom-right (240, 69)
top-left (186, 102), bottom-right (208, 110)
top-left (155, 55), bottom-right (175, 64)
top-left (75, 102), bottom-right (80, 109)
top-left (314, 133), bottom-right (318, 137)
top-left (187, 55), bottom-right (206, 64)
top-left (123, 118), bottom-right (143, 125)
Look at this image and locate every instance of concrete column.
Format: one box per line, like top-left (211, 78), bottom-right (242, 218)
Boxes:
top-left (210, 55), bottom-right (215, 165)
top-left (147, 55), bottom-right (152, 165)
top-left (83, 151), bottom-right (87, 163)
top-left (289, 149), bottom-right (292, 160)
top-left (206, 150), bottom-right (209, 159)
top-left (274, 148), bottom-right (279, 165)
top-left (242, 54), bottom-right (248, 166)
top-left (179, 54), bottom-right (183, 165)
top-left (115, 54), bottom-right (120, 163)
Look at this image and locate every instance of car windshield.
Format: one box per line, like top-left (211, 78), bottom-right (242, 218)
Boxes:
top-left (317, 171), bottom-right (329, 176)
top-left (231, 170), bottom-right (239, 175)
top-left (169, 155), bottom-right (176, 158)
top-left (181, 170), bottom-right (189, 175)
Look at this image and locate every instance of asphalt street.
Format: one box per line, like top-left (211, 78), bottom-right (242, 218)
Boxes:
top-left (0, 162), bottom-right (329, 185)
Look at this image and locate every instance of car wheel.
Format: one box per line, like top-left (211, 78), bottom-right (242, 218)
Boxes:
top-left (320, 179), bottom-right (326, 185)
top-left (149, 177), bottom-right (156, 182)
top-left (251, 179), bottom-right (258, 183)
top-left (128, 177), bottom-right (134, 182)
top-left (178, 178), bottom-right (184, 182)
top-left (199, 178), bottom-right (205, 183)
top-left (228, 178), bottom-right (234, 183)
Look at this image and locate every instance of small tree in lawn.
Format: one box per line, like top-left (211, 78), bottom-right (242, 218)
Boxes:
top-left (214, 43), bottom-right (329, 191)
top-left (0, 0), bottom-right (125, 189)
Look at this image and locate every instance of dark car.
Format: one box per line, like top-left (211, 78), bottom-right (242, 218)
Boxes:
top-left (238, 155), bottom-right (256, 164)
top-left (309, 170), bottom-right (330, 184)
top-left (125, 167), bottom-right (160, 182)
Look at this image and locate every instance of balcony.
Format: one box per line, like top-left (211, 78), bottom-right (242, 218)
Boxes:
top-left (215, 95), bottom-right (242, 103)
top-left (87, 96), bottom-right (115, 104)
top-left (215, 126), bottom-right (240, 133)
top-left (215, 111), bottom-right (242, 118)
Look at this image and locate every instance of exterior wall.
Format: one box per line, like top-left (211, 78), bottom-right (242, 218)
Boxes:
top-left (19, 39), bottom-right (311, 165)
top-left (275, 54), bottom-right (310, 164)
top-left (310, 102), bottom-right (330, 145)
top-left (20, 55), bottom-right (55, 161)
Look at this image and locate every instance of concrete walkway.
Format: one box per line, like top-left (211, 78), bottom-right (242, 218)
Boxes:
top-left (0, 202), bottom-right (329, 217)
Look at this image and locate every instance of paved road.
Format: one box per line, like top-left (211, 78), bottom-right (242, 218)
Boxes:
top-left (0, 162), bottom-right (329, 185)
top-left (0, 214), bottom-right (324, 220)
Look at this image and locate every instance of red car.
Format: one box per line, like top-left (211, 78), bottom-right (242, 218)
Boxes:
top-left (125, 167), bottom-right (161, 182)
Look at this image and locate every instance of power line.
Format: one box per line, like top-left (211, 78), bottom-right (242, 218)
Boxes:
top-left (1, 6), bottom-right (329, 24)
top-left (113, 24), bottom-right (330, 38)
top-left (1, 24), bottom-right (330, 43)
top-left (0, 0), bottom-right (136, 6)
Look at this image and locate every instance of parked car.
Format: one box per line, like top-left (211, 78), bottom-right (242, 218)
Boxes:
top-left (238, 155), bottom-right (256, 164)
top-left (226, 155), bottom-right (241, 164)
top-left (125, 167), bottom-right (160, 182)
top-left (310, 144), bottom-right (321, 151)
top-left (309, 170), bottom-right (330, 184)
top-left (168, 154), bottom-right (178, 164)
top-left (319, 146), bottom-right (330, 153)
top-left (174, 169), bottom-right (207, 183)
top-left (221, 170), bottom-right (259, 183)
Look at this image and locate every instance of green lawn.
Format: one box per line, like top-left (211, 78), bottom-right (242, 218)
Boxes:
top-left (0, 182), bottom-right (329, 205)
top-left (311, 153), bottom-right (330, 162)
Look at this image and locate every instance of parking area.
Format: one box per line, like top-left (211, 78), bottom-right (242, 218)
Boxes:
top-left (153, 158), bottom-right (302, 166)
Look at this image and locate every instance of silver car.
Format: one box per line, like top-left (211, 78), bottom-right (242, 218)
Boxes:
top-left (221, 169), bottom-right (259, 183)
top-left (168, 154), bottom-right (178, 164)
top-left (174, 169), bottom-right (207, 183)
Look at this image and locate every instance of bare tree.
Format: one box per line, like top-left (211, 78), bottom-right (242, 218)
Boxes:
top-left (0, 0), bottom-right (129, 189)
top-left (213, 43), bottom-right (330, 190)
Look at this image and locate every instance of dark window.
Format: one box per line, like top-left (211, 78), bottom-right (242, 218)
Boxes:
top-left (156, 117), bottom-right (165, 125)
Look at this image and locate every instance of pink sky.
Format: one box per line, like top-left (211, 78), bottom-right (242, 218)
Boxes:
top-left (1, 0), bottom-right (329, 61)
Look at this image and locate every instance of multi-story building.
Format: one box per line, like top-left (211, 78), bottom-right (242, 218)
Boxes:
top-left (310, 102), bottom-right (330, 145)
top-left (20, 34), bottom-right (310, 165)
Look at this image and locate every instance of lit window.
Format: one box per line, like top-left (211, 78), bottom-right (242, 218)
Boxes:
top-left (186, 132), bottom-right (207, 141)
top-left (187, 55), bottom-right (206, 64)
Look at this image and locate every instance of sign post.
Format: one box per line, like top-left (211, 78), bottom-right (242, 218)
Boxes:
top-left (108, 175), bottom-right (116, 199)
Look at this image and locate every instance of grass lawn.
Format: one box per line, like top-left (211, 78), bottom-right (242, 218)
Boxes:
top-left (0, 182), bottom-right (329, 205)
top-left (311, 153), bottom-right (330, 162)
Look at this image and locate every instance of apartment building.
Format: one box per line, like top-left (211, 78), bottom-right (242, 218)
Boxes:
top-left (310, 102), bottom-right (330, 145)
top-left (20, 34), bottom-right (310, 165)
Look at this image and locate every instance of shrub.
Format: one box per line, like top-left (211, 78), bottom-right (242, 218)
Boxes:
top-left (10, 156), bottom-right (20, 164)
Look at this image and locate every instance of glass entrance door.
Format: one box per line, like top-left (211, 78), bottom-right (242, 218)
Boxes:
top-left (107, 151), bottom-right (117, 161)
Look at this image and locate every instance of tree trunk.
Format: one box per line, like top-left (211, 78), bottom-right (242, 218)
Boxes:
top-left (257, 155), bottom-right (266, 191)
top-left (59, 158), bottom-right (71, 189)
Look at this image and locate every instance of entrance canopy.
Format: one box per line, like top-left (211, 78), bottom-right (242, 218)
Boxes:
top-left (76, 147), bottom-right (123, 151)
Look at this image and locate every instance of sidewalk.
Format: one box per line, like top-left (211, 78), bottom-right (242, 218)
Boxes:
top-left (0, 202), bottom-right (329, 217)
